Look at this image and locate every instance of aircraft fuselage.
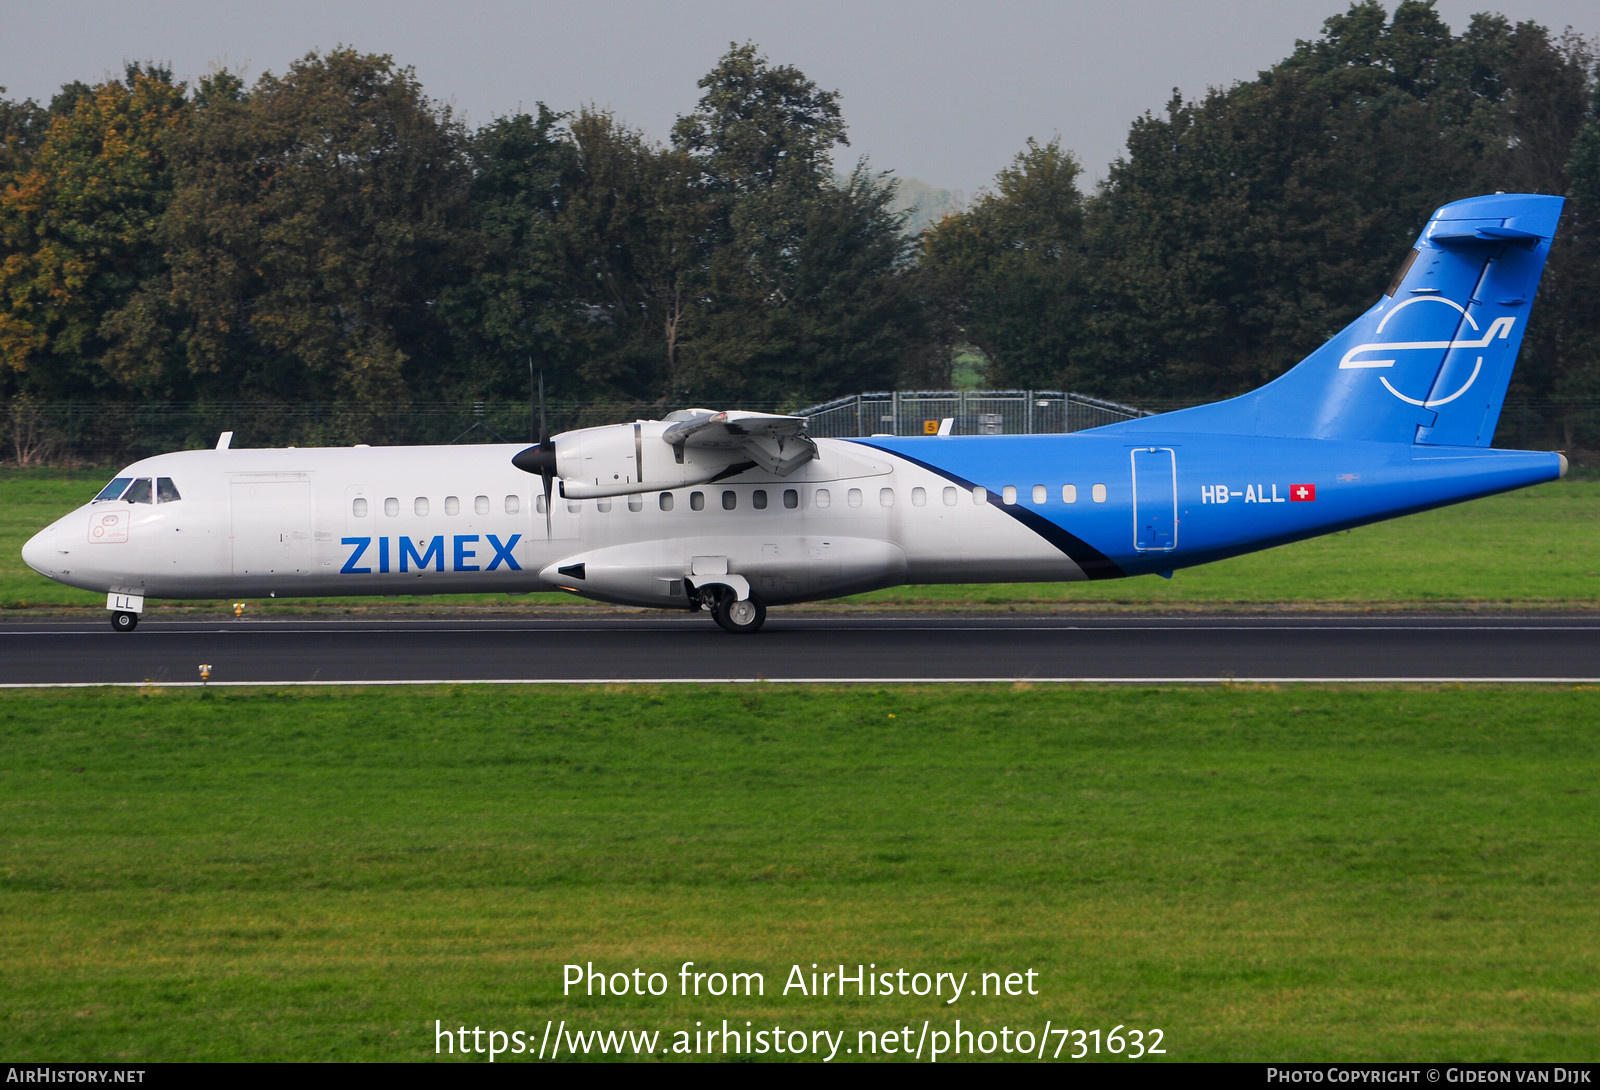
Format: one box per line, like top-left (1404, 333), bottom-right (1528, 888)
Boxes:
top-left (22, 431), bottom-right (1562, 610)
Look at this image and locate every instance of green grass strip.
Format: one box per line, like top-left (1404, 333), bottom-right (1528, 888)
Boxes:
top-left (2, 684), bottom-right (1596, 1061)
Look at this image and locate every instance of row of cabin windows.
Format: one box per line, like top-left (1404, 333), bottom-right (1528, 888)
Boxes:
top-left (351, 482), bottom-right (1112, 519)
top-left (351, 495), bottom-right (522, 519)
top-left (652, 488), bottom-right (803, 514)
top-left (998, 483), bottom-right (1110, 505)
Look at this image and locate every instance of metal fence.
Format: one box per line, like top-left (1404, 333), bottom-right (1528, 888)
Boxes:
top-left (796, 391), bottom-right (1600, 453)
top-left (797, 390), bottom-right (1153, 437)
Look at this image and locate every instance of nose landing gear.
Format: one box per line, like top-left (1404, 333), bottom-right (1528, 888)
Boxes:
top-left (111, 610), bottom-right (139, 632)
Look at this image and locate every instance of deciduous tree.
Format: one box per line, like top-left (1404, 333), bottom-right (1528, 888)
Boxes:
top-left (153, 50), bottom-right (472, 419)
top-left (918, 138), bottom-right (1087, 388)
top-left (0, 66), bottom-right (186, 398)
top-left (667, 43), bottom-right (916, 405)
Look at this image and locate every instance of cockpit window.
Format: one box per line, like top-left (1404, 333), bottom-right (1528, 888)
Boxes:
top-left (123, 478), bottom-right (153, 504)
top-left (156, 477), bottom-right (181, 503)
top-left (93, 477), bottom-right (133, 502)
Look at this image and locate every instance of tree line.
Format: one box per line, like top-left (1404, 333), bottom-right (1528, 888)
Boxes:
top-left (3, 2), bottom-right (1599, 454)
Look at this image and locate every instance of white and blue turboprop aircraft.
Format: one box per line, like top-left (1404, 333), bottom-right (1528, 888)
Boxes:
top-left (22, 193), bottom-right (1570, 633)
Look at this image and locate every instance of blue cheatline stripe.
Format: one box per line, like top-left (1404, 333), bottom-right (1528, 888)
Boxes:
top-left (848, 441), bottom-right (1126, 580)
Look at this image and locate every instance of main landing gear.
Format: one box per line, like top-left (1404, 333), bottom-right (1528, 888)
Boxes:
top-left (713, 594), bottom-right (766, 634)
top-left (111, 610), bottom-right (139, 632)
top-left (697, 584), bottom-right (767, 634)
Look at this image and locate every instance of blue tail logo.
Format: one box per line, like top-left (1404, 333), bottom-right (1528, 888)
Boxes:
top-left (1339, 298), bottom-right (1516, 409)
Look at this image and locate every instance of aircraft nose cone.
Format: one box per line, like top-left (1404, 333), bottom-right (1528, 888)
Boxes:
top-left (21, 524), bottom-right (60, 576)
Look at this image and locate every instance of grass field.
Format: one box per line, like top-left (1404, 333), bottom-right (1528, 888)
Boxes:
top-left (2, 685), bottom-right (1597, 1062)
top-left (3, 468), bottom-right (1598, 613)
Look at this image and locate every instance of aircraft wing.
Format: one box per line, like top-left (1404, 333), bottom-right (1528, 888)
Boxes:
top-left (660, 410), bottom-right (818, 475)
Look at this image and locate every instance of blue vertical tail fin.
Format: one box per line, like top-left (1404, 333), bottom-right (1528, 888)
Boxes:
top-left (1100, 193), bottom-right (1564, 445)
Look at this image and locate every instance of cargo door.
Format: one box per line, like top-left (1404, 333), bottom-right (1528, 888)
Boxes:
top-left (231, 476), bottom-right (314, 576)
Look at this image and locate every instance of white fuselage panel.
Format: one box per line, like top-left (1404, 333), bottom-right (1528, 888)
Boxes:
top-left (23, 441), bottom-right (1083, 606)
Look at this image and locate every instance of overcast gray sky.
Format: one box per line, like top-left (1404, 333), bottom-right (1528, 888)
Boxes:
top-left (3, 1), bottom-right (1595, 196)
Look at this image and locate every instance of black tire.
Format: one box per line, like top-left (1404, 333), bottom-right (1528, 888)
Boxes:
top-left (111, 610), bottom-right (139, 632)
top-left (711, 593), bottom-right (766, 634)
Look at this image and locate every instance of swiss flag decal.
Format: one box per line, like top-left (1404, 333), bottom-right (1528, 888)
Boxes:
top-left (1290, 483), bottom-right (1316, 502)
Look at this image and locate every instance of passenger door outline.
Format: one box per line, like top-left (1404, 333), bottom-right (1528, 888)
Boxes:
top-left (1131, 447), bottom-right (1177, 552)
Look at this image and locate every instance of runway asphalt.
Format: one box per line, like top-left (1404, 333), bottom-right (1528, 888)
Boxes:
top-left (1, 612), bottom-right (1596, 685)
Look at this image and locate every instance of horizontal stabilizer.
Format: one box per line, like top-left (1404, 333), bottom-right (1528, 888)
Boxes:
top-left (1432, 225), bottom-right (1543, 249)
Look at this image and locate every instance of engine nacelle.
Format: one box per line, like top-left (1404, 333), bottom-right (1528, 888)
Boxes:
top-left (537, 536), bottom-right (908, 608)
top-left (555, 421), bottom-right (735, 498)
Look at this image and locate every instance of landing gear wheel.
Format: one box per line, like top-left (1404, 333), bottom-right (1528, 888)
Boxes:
top-left (111, 610), bottom-right (139, 632)
top-left (712, 593), bottom-right (766, 634)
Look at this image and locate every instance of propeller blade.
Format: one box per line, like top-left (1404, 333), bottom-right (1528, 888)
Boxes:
top-left (538, 372), bottom-right (552, 535)
top-left (513, 367), bottom-right (556, 537)
top-left (542, 467), bottom-right (554, 538)
top-left (509, 444), bottom-right (557, 537)
top-left (538, 371), bottom-right (549, 446)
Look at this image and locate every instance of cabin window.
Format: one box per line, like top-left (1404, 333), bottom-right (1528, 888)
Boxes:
top-left (567, 499), bottom-right (580, 514)
top-left (943, 486), bottom-right (957, 506)
top-left (972, 486), bottom-right (987, 505)
top-left (847, 488), bottom-right (863, 508)
top-left (536, 495), bottom-right (547, 515)
top-left (880, 488), bottom-right (894, 508)
top-left (628, 494), bottom-right (643, 512)
top-left (690, 491), bottom-right (705, 511)
top-left (94, 477), bottom-right (133, 502)
top-left (1062, 484), bottom-right (1077, 504)
top-left (352, 498), bottom-right (369, 518)
top-left (415, 497), bottom-right (430, 516)
top-left (911, 487), bottom-right (926, 507)
top-left (1032, 485), bottom-right (1047, 505)
top-left (124, 478), bottom-right (153, 504)
top-left (783, 488), bottom-right (798, 509)
top-left (474, 495), bottom-right (490, 516)
top-left (445, 495), bottom-right (461, 516)
top-left (157, 478), bottom-right (182, 503)
top-left (385, 497), bottom-right (400, 517)
top-left (504, 495), bottom-right (520, 515)
top-left (816, 488), bottom-right (831, 509)
top-left (1002, 485), bottom-right (1017, 505)
top-left (722, 490), bottom-right (737, 511)
top-left (752, 489), bottom-right (768, 510)
top-left (659, 492), bottom-right (674, 512)
top-left (597, 498), bottom-right (612, 513)
top-left (1092, 483), bottom-right (1107, 503)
